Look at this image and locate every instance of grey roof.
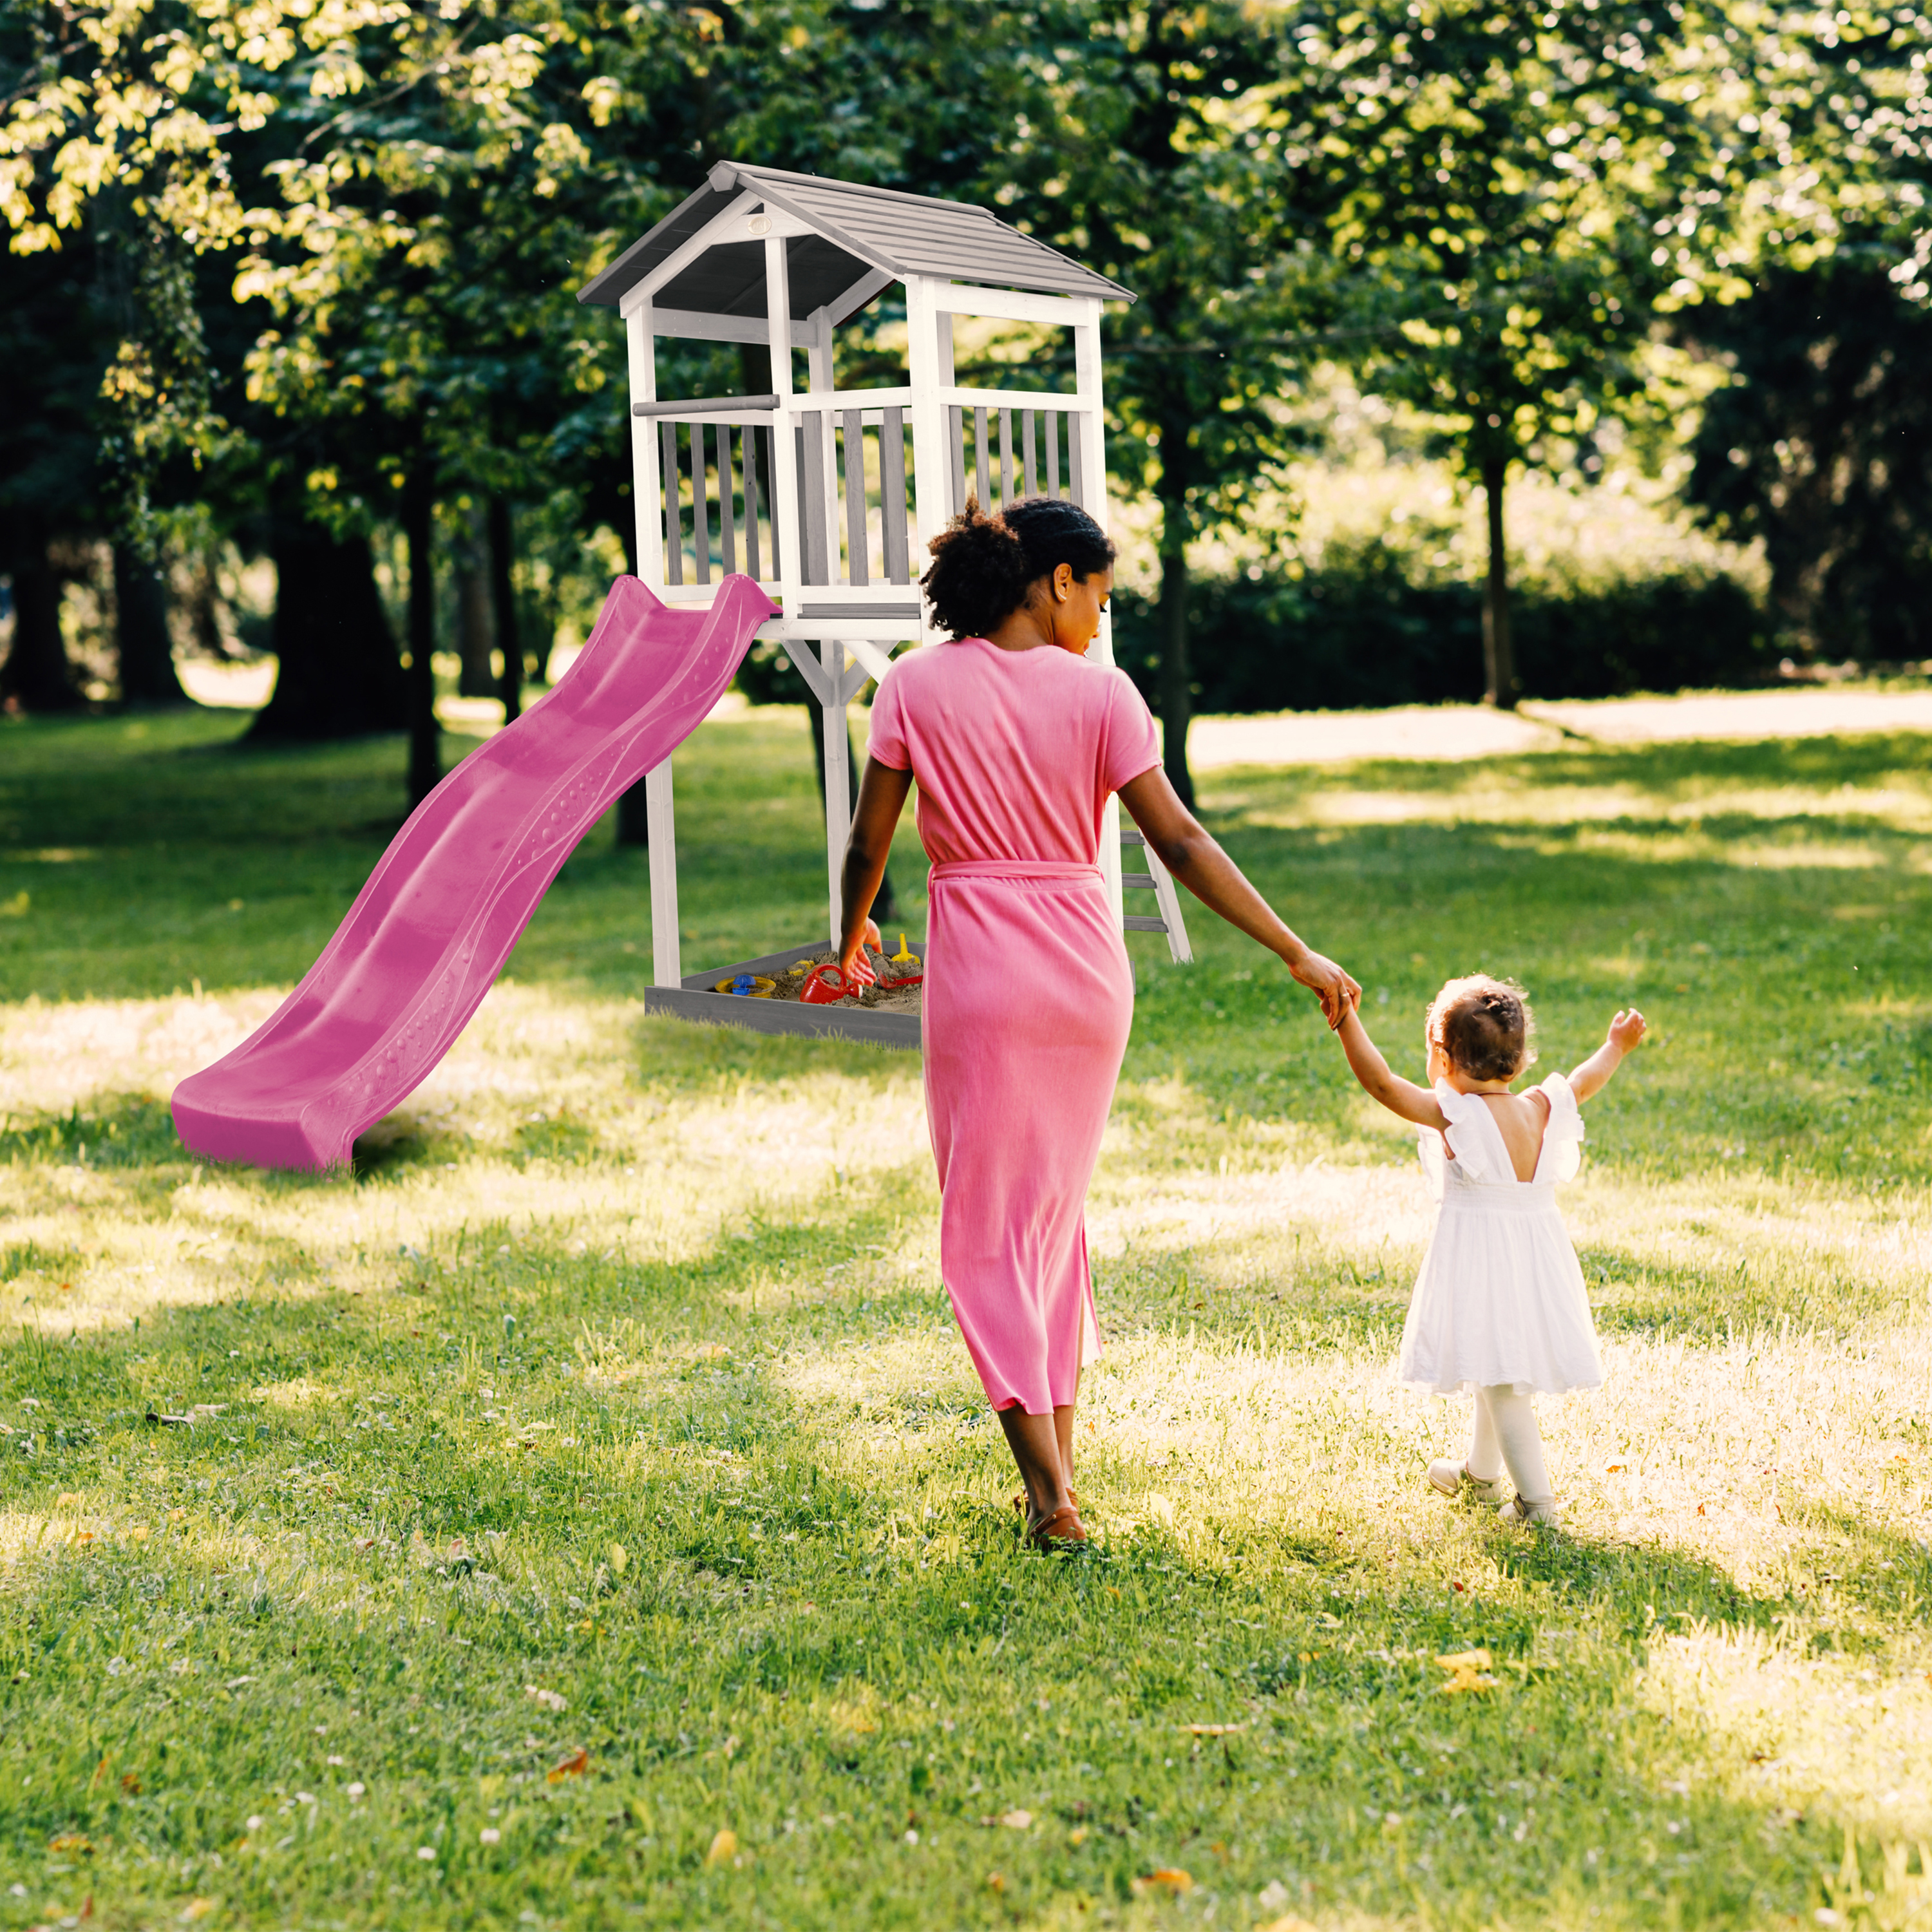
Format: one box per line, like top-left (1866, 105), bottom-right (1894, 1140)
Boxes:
top-left (578, 160), bottom-right (1133, 314)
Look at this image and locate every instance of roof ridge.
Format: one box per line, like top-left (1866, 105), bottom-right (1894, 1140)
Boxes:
top-left (721, 160), bottom-right (992, 220)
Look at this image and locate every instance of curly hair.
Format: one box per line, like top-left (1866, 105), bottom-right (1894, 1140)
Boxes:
top-left (920, 496), bottom-right (1117, 639)
top-left (1426, 974), bottom-right (1537, 1083)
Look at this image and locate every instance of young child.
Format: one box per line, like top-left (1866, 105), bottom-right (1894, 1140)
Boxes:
top-left (1332, 974), bottom-right (1647, 1525)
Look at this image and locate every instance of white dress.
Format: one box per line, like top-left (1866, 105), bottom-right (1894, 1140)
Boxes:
top-left (1397, 1072), bottom-right (1604, 1397)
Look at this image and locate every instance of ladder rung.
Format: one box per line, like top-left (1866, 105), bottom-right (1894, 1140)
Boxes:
top-left (1122, 871), bottom-right (1157, 890)
top-left (1123, 914), bottom-right (1169, 932)
top-left (1121, 829), bottom-right (1146, 846)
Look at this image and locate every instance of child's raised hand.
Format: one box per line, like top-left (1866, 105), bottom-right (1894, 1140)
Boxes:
top-left (1607, 1007), bottom-right (1647, 1053)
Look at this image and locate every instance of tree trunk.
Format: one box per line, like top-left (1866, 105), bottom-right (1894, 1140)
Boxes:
top-left (1155, 433), bottom-right (1195, 807)
top-left (113, 543), bottom-right (189, 706)
top-left (404, 483), bottom-right (441, 808)
top-left (1481, 454), bottom-right (1517, 710)
top-left (811, 703), bottom-right (895, 922)
top-left (615, 779), bottom-right (652, 846)
top-left (490, 496), bottom-right (522, 725)
top-left (251, 515), bottom-right (406, 740)
top-left (1, 548), bottom-right (84, 712)
top-left (455, 500), bottom-right (495, 698)
top-left (180, 542), bottom-right (231, 659)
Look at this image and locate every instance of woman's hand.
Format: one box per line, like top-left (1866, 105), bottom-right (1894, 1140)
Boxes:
top-left (840, 918), bottom-right (882, 987)
top-left (1285, 947), bottom-right (1361, 1030)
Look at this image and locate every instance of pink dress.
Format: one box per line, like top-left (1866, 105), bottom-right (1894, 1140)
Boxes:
top-left (867, 638), bottom-right (1160, 1415)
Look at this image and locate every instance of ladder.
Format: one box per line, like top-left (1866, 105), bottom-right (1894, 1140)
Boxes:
top-left (1121, 828), bottom-right (1193, 965)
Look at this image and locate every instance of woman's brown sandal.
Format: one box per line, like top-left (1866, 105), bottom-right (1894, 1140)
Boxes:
top-left (1011, 1486), bottom-right (1079, 1517)
top-left (1025, 1504), bottom-right (1088, 1550)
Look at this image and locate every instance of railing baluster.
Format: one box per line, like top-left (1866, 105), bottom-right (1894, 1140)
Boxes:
top-left (948, 406), bottom-right (965, 517)
top-left (761, 423), bottom-right (777, 572)
top-left (1045, 410), bottom-right (1061, 500)
top-left (973, 405), bottom-right (990, 507)
top-left (661, 421), bottom-right (683, 585)
top-left (690, 424), bottom-right (711, 584)
top-left (1022, 410), bottom-right (1037, 498)
top-left (842, 409), bottom-right (868, 587)
top-left (999, 408), bottom-right (1015, 507)
top-left (743, 424), bottom-right (762, 580)
top-left (719, 424), bottom-right (738, 578)
top-left (800, 412), bottom-right (830, 585)
top-left (1068, 413), bottom-right (1086, 510)
top-left (881, 406), bottom-right (909, 583)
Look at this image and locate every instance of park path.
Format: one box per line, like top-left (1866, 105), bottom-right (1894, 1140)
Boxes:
top-left (1182, 685), bottom-right (1932, 770)
top-left (176, 657), bottom-right (1932, 768)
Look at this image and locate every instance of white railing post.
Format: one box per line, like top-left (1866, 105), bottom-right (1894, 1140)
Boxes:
top-left (904, 277), bottom-right (947, 645)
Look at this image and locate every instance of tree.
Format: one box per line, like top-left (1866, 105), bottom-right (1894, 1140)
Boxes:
top-left (1684, 257), bottom-right (1932, 658)
top-left (3, 0), bottom-right (292, 705)
top-left (998, 0), bottom-right (1314, 804)
top-left (1264, 0), bottom-right (1741, 708)
top-left (0, 236), bottom-right (104, 709)
top-left (250, 522), bottom-right (407, 740)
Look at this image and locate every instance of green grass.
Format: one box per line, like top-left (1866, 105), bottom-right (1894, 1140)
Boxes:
top-left (2, 701), bottom-right (1931, 1930)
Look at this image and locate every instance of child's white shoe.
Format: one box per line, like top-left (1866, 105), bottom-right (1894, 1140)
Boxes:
top-left (1500, 1493), bottom-right (1560, 1527)
top-left (1427, 1459), bottom-right (1511, 1506)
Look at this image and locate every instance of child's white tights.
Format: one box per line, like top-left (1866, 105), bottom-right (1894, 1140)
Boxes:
top-left (1466, 1385), bottom-right (1553, 1509)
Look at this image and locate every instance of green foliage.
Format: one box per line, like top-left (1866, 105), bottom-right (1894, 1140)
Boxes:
top-left (1112, 548), bottom-right (1772, 709)
top-left (1683, 258), bottom-right (1932, 661)
top-left (1277, 0), bottom-right (1711, 481)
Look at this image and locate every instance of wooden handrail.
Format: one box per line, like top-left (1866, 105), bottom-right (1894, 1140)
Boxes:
top-left (632, 393), bottom-right (781, 417)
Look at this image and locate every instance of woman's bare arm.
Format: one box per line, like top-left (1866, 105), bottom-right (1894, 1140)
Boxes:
top-left (837, 757), bottom-right (915, 983)
top-left (1335, 1007), bottom-right (1448, 1130)
top-left (1117, 765), bottom-right (1361, 1027)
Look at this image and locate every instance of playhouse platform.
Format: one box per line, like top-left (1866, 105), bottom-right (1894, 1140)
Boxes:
top-left (642, 940), bottom-right (923, 1047)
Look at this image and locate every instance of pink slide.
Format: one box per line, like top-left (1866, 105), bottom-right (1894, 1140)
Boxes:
top-left (172, 574), bottom-right (775, 1171)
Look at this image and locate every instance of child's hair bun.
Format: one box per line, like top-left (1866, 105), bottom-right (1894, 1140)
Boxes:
top-left (1428, 974), bottom-right (1536, 1083)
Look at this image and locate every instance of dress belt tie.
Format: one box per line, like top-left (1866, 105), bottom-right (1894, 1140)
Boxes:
top-left (929, 860), bottom-right (1103, 884)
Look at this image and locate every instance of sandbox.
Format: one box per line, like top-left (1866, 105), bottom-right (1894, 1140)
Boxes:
top-left (641, 940), bottom-right (925, 1046)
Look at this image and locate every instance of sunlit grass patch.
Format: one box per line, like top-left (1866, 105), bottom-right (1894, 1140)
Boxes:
top-left (1641, 1622), bottom-right (1932, 1839)
top-left (4, 709), bottom-right (1932, 1926)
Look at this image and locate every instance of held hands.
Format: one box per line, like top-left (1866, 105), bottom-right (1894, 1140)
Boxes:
top-left (838, 918), bottom-right (883, 988)
top-left (1287, 949), bottom-right (1363, 1030)
top-left (1607, 1007), bottom-right (1647, 1054)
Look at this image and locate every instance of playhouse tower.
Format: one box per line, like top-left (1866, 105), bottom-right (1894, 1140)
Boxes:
top-left (578, 162), bottom-right (1189, 1031)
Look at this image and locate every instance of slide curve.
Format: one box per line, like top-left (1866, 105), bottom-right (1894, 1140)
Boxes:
top-left (172, 574), bottom-right (775, 1171)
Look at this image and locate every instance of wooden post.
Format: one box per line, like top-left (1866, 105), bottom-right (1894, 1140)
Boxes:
top-left (1072, 297), bottom-right (1124, 924)
top-left (820, 638), bottom-right (850, 952)
top-left (764, 235), bottom-right (800, 618)
top-left (806, 308), bottom-right (840, 584)
top-left (626, 303), bottom-right (663, 585)
top-left (629, 300), bottom-right (681, 973)
top-left (646, 764), bottom-right (681, 987)
top-left (904, 278), bottom-right (948, 643)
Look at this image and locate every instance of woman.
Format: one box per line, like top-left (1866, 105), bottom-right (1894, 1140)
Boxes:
top-left (837, 498), bottom-right (1359, 1548)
